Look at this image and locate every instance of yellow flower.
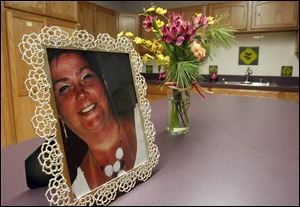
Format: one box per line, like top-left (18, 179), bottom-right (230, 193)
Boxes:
top-left (156, 54), bottom-right (170, 66)
top-left (145, 6), bottom-right (155, 13)
top-left (117, 31), bottom-right (124, 37)
top-left (125, 32), bottom-right (134, 37)
top-left (142, 54), bottom-right (154, 63)
top-left (157, 54), bottom-right (164, 60)
top-left (156, 7), bottom-right (167, 15)
top-left (133, 37), bottom-right (143, 44)
top-left (152, 28), bottom-right (158, 33)
top-left (164, 56), bottom-right (170, 63)
top-left (207, 16), bottom-right (214, 25)
top-left (145, 40), bottom-right (152, 47)
top-left (195, 13), bottom-right (202, 17)
top-left (155, 19), bottom-right (165, 28)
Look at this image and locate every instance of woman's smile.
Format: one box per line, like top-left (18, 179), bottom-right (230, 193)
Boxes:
top-left (79, 103), bottom-right (97, 115)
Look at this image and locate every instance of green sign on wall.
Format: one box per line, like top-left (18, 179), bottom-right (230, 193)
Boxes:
top-left (281, 66), bottom-right (293, 76)
top-left (238, 47), bottom-right (259, 65)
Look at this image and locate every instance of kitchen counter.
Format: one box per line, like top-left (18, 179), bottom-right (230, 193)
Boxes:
top-left (142, 73), bottom-right (299, 92)
top-left (200, 81), bottom-right (299, 92)
top-left (1, 94), bottom-right (299, 205)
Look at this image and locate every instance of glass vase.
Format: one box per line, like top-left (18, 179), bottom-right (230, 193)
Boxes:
top-left (167, 89), bottom-right (190, 135)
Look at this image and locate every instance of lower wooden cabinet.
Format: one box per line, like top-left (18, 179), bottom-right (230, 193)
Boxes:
top-left (146, 83), bottom-right (299, 103)
top-left (210, 88), bottom-right (298, 102)
top-left (146, 83), bottom-right (167, 102)
top-left (210, 88), bottom-right (280, 99)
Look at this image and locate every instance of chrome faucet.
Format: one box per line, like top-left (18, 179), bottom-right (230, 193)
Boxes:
top-left (244, 67), bottom-right (253, 83)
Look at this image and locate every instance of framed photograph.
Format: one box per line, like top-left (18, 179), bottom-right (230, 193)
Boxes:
top-left (18, 26), bottom-right (159, 205)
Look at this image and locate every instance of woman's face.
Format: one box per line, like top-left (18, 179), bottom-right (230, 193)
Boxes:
top-left (50, 53), bottom-right (111, 137)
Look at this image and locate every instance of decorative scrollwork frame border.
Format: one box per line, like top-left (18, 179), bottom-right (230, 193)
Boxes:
top-left (18, 26), bottom-right (160, 206)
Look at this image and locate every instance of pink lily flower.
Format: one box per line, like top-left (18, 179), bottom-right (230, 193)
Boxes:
top-left (176, 36), bottom-right (185, 46)
top-left (143, 15), bottom-right (157, 32)
top-left (193, 14), bottom-right (208, 29)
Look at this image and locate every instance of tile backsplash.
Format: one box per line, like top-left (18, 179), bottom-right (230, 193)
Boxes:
top-left (201, 31), bottom-right (299, 77)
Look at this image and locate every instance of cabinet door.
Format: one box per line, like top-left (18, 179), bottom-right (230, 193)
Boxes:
top-left (170, 5), bottom-right (207, 21)
top-left (4, 1), bottom-right (46, 16)
top-left (211, 88), bottom-right (280, 99)
top-left (6, 10), bottom-right (47, 143)
top-left (94, 6), bottom-right (117, 37)
top-left (47, 17), bottom-right (79, 34)
top-left (78, 1), bottom-right (95, 36)
top-left (251, 1), bottom-right (298, 30)
top-left (118, 13), bottom-right (139, 36)
top-left (1, 3), bottom-right (16, 147)
top-left (208, 2), bottom-right (248, 31)
top-left (46, 1), bottom-right (78, 22)
top-left (118, 13), bottom-right (140, 53)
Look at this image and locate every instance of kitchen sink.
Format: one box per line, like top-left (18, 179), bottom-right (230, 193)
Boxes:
top-left (219, 81), bottom-right (277, 87)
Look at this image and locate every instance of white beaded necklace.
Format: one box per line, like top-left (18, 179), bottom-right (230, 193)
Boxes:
top-left (90, 122), bottom-right (127, 178)
top-left (101, 146), bottom-right (126, 178)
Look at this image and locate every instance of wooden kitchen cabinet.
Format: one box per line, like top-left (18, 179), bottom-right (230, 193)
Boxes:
top-left (4, 1), bottom-right (78, 22)
top-left (78, 1), bottom-right (95, 35)
top-left (170, 5), bottom-right (207, 21)
top-left (251, 1), bottom-right (299, 31)
top-left (210, 87), bottom-right (299, 102)
top-left (94, 6), bottom-right (117, 37)
top-left (46, 17), bottom-right (78, 34)
top-left (5, 9), bottom-right (47, 144)
top-left (278, 91), bottom-right (299, 102)
top-left (146, 83), bottom-right (167, 102)
top-left (1, 2), bottom-right (16, 147)
top-left (145, 81), bottom-right (299, 103)
top-left (208, 1), bottom-right (249, 31)
top-left (2, 3), bottom-right (79, 147)
top-left (4, 1), bottom-right (47, 16)
top-left (78, 2), bottom-right (117, 37)
top-left (46, 1), bottom-right (78, 22)
top-left (207, 1), bottom-right (298, 33)
top-left (210, 88), bottom-right (280, 99)
top-left (118, 13), bottom-right (140, 52)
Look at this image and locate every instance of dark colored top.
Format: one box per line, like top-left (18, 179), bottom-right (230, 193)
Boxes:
top-left (1, 94), bottom-right (299, 206)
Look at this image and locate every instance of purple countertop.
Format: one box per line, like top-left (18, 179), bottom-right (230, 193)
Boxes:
top-left (1, 94), bottom-right (299, 206)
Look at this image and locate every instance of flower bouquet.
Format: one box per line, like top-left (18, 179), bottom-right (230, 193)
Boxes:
top-left (119, 5), bottom-right (235, 135)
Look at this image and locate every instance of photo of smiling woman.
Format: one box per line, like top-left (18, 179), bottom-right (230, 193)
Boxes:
top-left (47, 48), bottom-right (148, 198)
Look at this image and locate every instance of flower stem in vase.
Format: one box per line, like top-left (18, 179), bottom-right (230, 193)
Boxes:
top-left (167, 89), bottom-right (190, 135)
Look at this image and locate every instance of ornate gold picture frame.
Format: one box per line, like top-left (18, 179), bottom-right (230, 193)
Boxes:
top-left (18, 26), bottom-right (159, 206)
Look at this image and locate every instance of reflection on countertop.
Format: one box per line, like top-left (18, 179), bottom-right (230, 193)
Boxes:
top-left (142, 73), bottom-right (299, 92)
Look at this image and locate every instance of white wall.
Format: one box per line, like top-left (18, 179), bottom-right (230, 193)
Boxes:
top-left (202, 31), bottom-right (299, 77)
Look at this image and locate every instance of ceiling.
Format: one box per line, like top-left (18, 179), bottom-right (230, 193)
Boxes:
top-left (91, 1), bottom-right (229, 13)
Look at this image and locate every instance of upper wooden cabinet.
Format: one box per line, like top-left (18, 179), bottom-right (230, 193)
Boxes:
top-left (170, 5), bottom-right (207, 20)
top-left (46, 17), bottom-right (79, 34)
top-left (46, 1), bottom-right (78, 22)
top-left (94, 6), bottom-right (117, 37)
top-left (251, 1), bottom-right (299, 30)
top-left (78, 2), bottom-right (117, 37)
top-left (208, 2), bottom-right (248, 31)
top-left (208, 1), bottom-right (298, 33)
top-left (78, 1), bottom-right (95, 35)
top-left (4, 1), bottom-right (78, 22)
top-left (4, 1), bottom-right (47, 15)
